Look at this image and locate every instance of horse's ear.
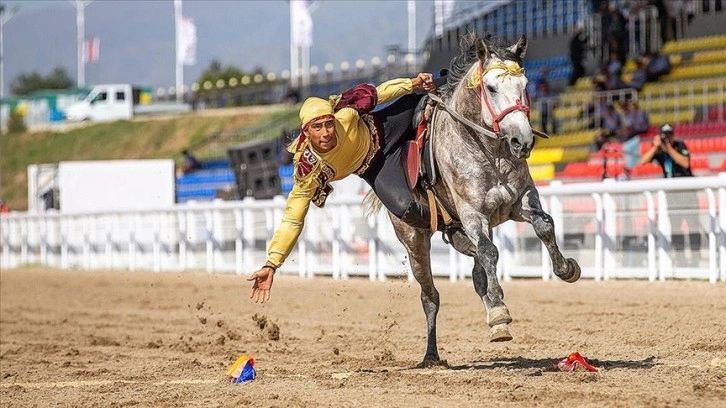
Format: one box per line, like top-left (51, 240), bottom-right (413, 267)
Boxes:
top-left (508, 35), bottom-right (528, 59)
top-left (476, 38), bottom-right (490, 62)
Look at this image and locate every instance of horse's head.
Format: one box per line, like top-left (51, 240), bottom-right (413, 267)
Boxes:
top-left (470, 35), bottom-right (533, 159)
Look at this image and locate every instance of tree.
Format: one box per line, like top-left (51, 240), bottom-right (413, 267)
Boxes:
top-left (10, 67), bottom-right (75, 96)
top-left (196, 60), bottom-right (247, 86)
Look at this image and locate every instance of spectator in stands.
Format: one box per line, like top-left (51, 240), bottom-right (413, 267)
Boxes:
top-left (619, 101), bottom-right (650, 177)
top-left (568, 25), bottom-right (588, 86)
top-left (0, 199), bottom-right (9, 213)
top-left (179, 149), bottom-right (202, 176)
top-left (247, 72), bottom-right (469, 303)
top-left (650, 0), bottom-right (672, 44)
top-left (284, 88), bottom-right (301, 105)
top-left (594, 103), bottom-right (622, 150)
top-left (639, 123), bottom-right (700, 265)
top-left (627, 57), bottom-right (648, 91)
top-left (645, 51), bottom-right (672, 82)
top-left (534, 75), bottom-right (557, 135)
top-left (607, 4), bottom-right (628, 63)
top-left (606, 51), bottom-right (623, 78)
top-left (620, 101), bottom-right (650, 142)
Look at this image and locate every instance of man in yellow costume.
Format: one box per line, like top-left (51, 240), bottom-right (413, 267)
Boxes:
top-left (249, 73), bottom-right (455, 302)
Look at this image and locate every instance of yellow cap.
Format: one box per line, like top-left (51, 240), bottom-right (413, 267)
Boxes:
top-left (299, 97), bottom-right (334, 129)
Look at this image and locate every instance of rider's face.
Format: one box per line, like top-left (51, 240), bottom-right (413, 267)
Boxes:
top-left (306, 118), bottom-right (337, 153)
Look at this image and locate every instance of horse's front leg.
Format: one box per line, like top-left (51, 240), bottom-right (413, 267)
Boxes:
top-left (464, 214), bottom-right (513, 342)
top-left (389, 214), bottom-right (445, 367)
top-left (514, 187), bottom-right (581, 283)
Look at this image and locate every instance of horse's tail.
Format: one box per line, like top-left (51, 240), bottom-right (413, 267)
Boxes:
top-left (362, 190), bottom-right (383, 220)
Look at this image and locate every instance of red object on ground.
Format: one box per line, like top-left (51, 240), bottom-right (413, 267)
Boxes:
top-left (554, 352), bottom-right (598, 372)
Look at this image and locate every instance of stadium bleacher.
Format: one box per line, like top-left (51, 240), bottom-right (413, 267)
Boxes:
top-left (175, 160), bottom-right (236, 203)
top-left (528, 31), bottom-right (726, 183)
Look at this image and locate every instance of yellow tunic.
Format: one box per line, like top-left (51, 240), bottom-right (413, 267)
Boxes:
top-left (266, 78), bottom-right (414, 267)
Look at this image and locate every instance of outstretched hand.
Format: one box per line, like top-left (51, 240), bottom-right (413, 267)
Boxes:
top-left (247, 266), bottom-right (275, 303)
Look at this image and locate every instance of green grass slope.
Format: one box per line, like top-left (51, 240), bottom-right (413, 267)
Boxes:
top-left (1, 105), bottom-right (300, 211)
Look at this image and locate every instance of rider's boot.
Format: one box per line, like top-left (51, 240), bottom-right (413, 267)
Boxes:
top-left (442, 224), bottom-right (477, 257)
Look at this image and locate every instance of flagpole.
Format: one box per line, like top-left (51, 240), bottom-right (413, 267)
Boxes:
top-left (71, 0), bottom-right (93, 88)
top-left (289, 1), bottom-right (297, 92)
top-left (174, 0), bottom-right (182, 103)
top-left (407, 0), bottom-right (416, 67)
top-left (1, 4), bottom-right (19, 99)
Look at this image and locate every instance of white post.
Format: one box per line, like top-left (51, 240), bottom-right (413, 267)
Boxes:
top-left (705, 189), bottom-right (717, 283)
top-left (603, 192), bottom-right (617, 280)
top-left (72, 1), bottom-right (93, 88)
top-left (174, 0), bottom-right (183, 103)
top-left (592, 193), bottom-right (604, 282)
top-left (234, 208), bottom-right (243, 275)
top-left (657, 190), bottom-right (671, 281)
top-left (719, 186), bottom-right (726, 282)
top-left (153, 213), bottom-right (161, 272)
top-left (407, 0), bottom-right (416, 66)
top-left (0, 5), bottom-right (19, 100)
top-left (644, 191), bottom-right (657, 282)
top-left (289, 0), bottom-right (297, 90)
top-left (205, 209), bottom-right (214, 273)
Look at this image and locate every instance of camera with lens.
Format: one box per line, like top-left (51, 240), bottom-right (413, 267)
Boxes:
top-left (659, 123), bottom-right (673, 145)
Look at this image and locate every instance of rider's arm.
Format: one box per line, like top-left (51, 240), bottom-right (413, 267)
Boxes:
top-left (266, 182), bottom-right (317, 267)
top-left (375, 78), bottom-right (414, 105)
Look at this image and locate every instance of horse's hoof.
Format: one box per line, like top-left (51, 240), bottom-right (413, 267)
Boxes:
top-left (416, 358), bottom-right (449, 369)
top-left (559, 258), bottom-right (581, 283)
top-left (489, 323), bottom-right (513, 342)
top-left (487, 306), bottom-right (512, 327)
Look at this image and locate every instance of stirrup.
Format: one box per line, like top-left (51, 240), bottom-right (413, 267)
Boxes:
top-left (442, 224), bottom-right (464, 245)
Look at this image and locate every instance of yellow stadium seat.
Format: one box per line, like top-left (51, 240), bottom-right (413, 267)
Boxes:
top-left (528, 164), bottom-right (555, 181)
top-left (528, 146), bottom-right (590, 165)
top-left (662, 34), bottom-right (726, 54)
top-left (536, 130), bottom-right (597, 148)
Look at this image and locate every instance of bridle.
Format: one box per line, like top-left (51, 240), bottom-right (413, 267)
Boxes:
top-left (427, 58), bottom-right (533, 141)
top-left (474, 60), bottom-right (531, 135)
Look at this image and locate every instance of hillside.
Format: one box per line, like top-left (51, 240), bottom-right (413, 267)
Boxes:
top-left (0, 105), bottom-right (300, 211)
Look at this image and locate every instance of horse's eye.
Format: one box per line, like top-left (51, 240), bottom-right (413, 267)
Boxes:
top-left (487, 85), bottom-right (497, 93)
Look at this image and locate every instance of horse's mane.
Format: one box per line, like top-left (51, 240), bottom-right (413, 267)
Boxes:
top-left (444, 32), bottom-right (523, 97)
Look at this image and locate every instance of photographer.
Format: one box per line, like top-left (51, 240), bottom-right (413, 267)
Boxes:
top-left (639, 123), bottom-right (700, 266)
top-left (639, 123), bottom-right (692, 177)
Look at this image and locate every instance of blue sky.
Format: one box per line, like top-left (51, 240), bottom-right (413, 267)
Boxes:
top-left (2, 0), bottom-right (441, 92)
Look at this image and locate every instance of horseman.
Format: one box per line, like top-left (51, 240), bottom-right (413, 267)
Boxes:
top-left (248, 73), bottom-right (465, 303)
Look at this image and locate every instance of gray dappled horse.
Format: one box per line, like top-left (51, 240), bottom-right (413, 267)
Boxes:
top-left (367, 34), bottom-right (581, 367)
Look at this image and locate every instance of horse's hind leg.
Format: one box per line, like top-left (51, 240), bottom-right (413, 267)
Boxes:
top-left (470, 232), bottom-right (513, 342)
top-left (515, 187), bottom-right (581, 283)
top-left (389, 215), bottom-right (445, 367)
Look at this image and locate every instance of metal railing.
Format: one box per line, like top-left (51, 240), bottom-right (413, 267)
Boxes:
top-left (3, 176), bottom-right (725, 283)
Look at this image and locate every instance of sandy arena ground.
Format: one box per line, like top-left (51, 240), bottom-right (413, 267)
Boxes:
top-left (1, 267), bottom-right (724, 407)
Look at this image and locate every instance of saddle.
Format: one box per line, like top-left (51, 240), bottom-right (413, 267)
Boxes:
top-left (404, 95), bottom-right (437, 190)
top-left (402, 94), bottom-right (454, 233)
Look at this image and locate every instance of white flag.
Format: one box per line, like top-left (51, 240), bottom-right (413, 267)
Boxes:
top-left (178, 16), bottom-right (197, 66)
top-left (291, 0), bottom-right (313, 47)
top-left (83, 37), bottom-right (100, 64)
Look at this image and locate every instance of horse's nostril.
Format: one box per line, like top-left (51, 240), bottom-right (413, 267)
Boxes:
top-left (511, 138), bottom-right (521, 148)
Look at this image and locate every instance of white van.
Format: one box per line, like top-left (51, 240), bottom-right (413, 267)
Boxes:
top-left (65, 84), bottom-right (190, 122)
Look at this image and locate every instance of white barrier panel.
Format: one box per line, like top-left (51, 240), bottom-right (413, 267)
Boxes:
top-left (2, 175), bottom-right (725, 283)
top-left (58, 160), bottom-right (175, 214)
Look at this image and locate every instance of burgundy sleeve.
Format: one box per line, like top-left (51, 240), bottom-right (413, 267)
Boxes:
top-left (334, 84), bottom-right (378, 114)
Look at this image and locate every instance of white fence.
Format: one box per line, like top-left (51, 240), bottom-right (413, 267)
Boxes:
top-left (2, 176), bottom-right (726, 283)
